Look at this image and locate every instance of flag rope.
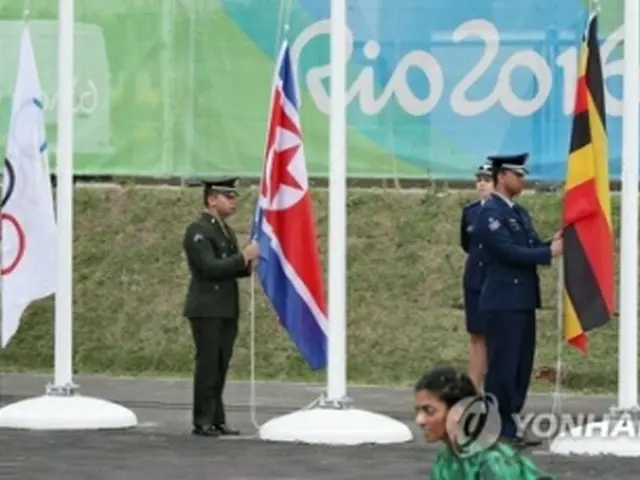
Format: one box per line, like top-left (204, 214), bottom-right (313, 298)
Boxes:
top-left (549, 0), bottom-right (600, 429)
top-left (551, 259), bottom-right (565, 421)
top-left (248, 0), bottom-right (294, 433)
top-left (249, 271), bottom-right (260, 430)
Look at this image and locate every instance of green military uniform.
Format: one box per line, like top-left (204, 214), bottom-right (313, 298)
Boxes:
top-left (182, 177), bottom-right (251, 437)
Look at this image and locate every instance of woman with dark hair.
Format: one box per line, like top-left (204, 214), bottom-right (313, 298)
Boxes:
top-left (414, 366), bottom-right (552, 479)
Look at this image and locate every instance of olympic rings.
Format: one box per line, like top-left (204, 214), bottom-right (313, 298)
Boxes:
top-left (1, 158), bottom-right (15, 208)
top-left (1, 100), bottom-right (49, 275)
top-left (0, 212), bottom-right (26, 275)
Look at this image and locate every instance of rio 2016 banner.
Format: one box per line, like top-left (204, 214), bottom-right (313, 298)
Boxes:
top-left (0, 0), bottom-right (627, 180)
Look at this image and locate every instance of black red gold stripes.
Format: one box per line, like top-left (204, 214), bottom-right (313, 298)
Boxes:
top-left (562, 13), bottom-right (614, 353)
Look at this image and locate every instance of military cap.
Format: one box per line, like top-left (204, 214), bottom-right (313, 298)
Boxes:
top-left (487, 153), bottom-right (529, 176)
top-left (475, 162), bottom-right (493, 177)
top-left (202, 176), bottom-right (240, 198)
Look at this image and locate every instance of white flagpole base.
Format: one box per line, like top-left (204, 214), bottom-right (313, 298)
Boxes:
top-left (549, 411), bottom-right (640, 457)
top-left (258, 401), bottom-right (413, 445)
top-left (0, 391), bottom-right (138, 431)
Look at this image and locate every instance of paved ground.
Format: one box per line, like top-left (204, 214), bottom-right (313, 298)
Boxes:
top-left (0, 373), bottom-right (621, 420)
top-left (0, 373), bottom-right (638, 479)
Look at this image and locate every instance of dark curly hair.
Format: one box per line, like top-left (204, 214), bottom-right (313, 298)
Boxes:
top-left (414, 365), bottom-right (478, 408)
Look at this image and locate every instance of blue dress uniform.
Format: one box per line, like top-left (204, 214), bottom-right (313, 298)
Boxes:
top-left (474, 154), bottom-right (553, 440)
top-left (459, 163), bottom-right (492, 335)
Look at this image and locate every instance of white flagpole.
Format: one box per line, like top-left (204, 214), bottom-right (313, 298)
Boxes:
top-left (326, 0), bottom-right (347, 402)
top-left (617, 0), bottom-right (639, 410)
top-left (0, 2), bottom-right (137, 430)
top-left (257, 0), bottom-right (411, 445)
top-left (52, 0), bottom-right (75, 391)
top-left (549, 1), bottom-right (640, 455)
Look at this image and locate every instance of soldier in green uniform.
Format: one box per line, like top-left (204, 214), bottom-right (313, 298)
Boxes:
top-left (182, 177), bottom-right (259, 437)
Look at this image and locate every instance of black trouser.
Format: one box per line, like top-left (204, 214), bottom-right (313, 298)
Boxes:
top-left (188, 317), bottom-right (238, 428)
top-left (484, 310), bottom-right (536, 438)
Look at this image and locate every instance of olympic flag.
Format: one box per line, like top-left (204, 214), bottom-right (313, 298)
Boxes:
top-left (1, 25), bottom-right (56, 348)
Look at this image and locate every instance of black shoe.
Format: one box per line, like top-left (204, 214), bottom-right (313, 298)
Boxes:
top-left (500, 435), bottom-right (527, 450)
top-left (518, 431), bottom-right (542, 447)
top-left (214, 424), bottom-right (240, 436)
top-left (192, 425), bottom-right (220, 437)
top-left (501, 434), bottom-right (541, 450)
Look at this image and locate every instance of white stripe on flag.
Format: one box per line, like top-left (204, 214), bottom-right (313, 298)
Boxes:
top-left (260, 217), bottom-right (328, 335)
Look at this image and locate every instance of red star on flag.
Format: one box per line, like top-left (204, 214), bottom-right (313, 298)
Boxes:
top-left (266, 145), bottom-right (302, 202)
top-left (262, 89), bottom-right (303, 202)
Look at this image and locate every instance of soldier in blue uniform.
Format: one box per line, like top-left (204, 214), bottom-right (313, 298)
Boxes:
top-left (474, 153), bottom-right (563, 448)
top-left (459, 162), bottom-right (493, 392)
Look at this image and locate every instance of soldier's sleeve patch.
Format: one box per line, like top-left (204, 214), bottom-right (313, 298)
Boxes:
top-left (488, 217), bottom-right (501, 232)
top-left (193, 233), bottom-right (204, 242)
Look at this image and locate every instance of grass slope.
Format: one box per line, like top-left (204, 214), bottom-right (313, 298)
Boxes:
top-left (0, 186), bottom-right (623, 393)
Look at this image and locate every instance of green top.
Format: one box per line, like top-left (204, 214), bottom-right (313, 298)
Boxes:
top-left (431, 442), bottom-right (553, 479)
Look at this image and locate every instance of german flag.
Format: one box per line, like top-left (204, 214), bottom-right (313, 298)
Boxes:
top-left (562, 12), bottom-right (614, 353)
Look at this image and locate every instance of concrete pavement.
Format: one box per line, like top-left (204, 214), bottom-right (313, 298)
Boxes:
top-left (0, 373), bottom-right (636, 479)
top-left (0, 372), bottom-right (620, 420)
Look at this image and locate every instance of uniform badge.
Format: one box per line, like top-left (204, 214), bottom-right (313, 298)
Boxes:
top-left (193, 233), bottom-right (204, 242)
top-left (488, 217), bottom-right (501, 231)
top-left (466, 225), bottom-right (473, 232)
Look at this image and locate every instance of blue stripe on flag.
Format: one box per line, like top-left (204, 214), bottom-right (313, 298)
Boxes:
top-left (256, 241), bottom-right (327, 370)
top-left (278, 46), bottom-right (298, 109)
